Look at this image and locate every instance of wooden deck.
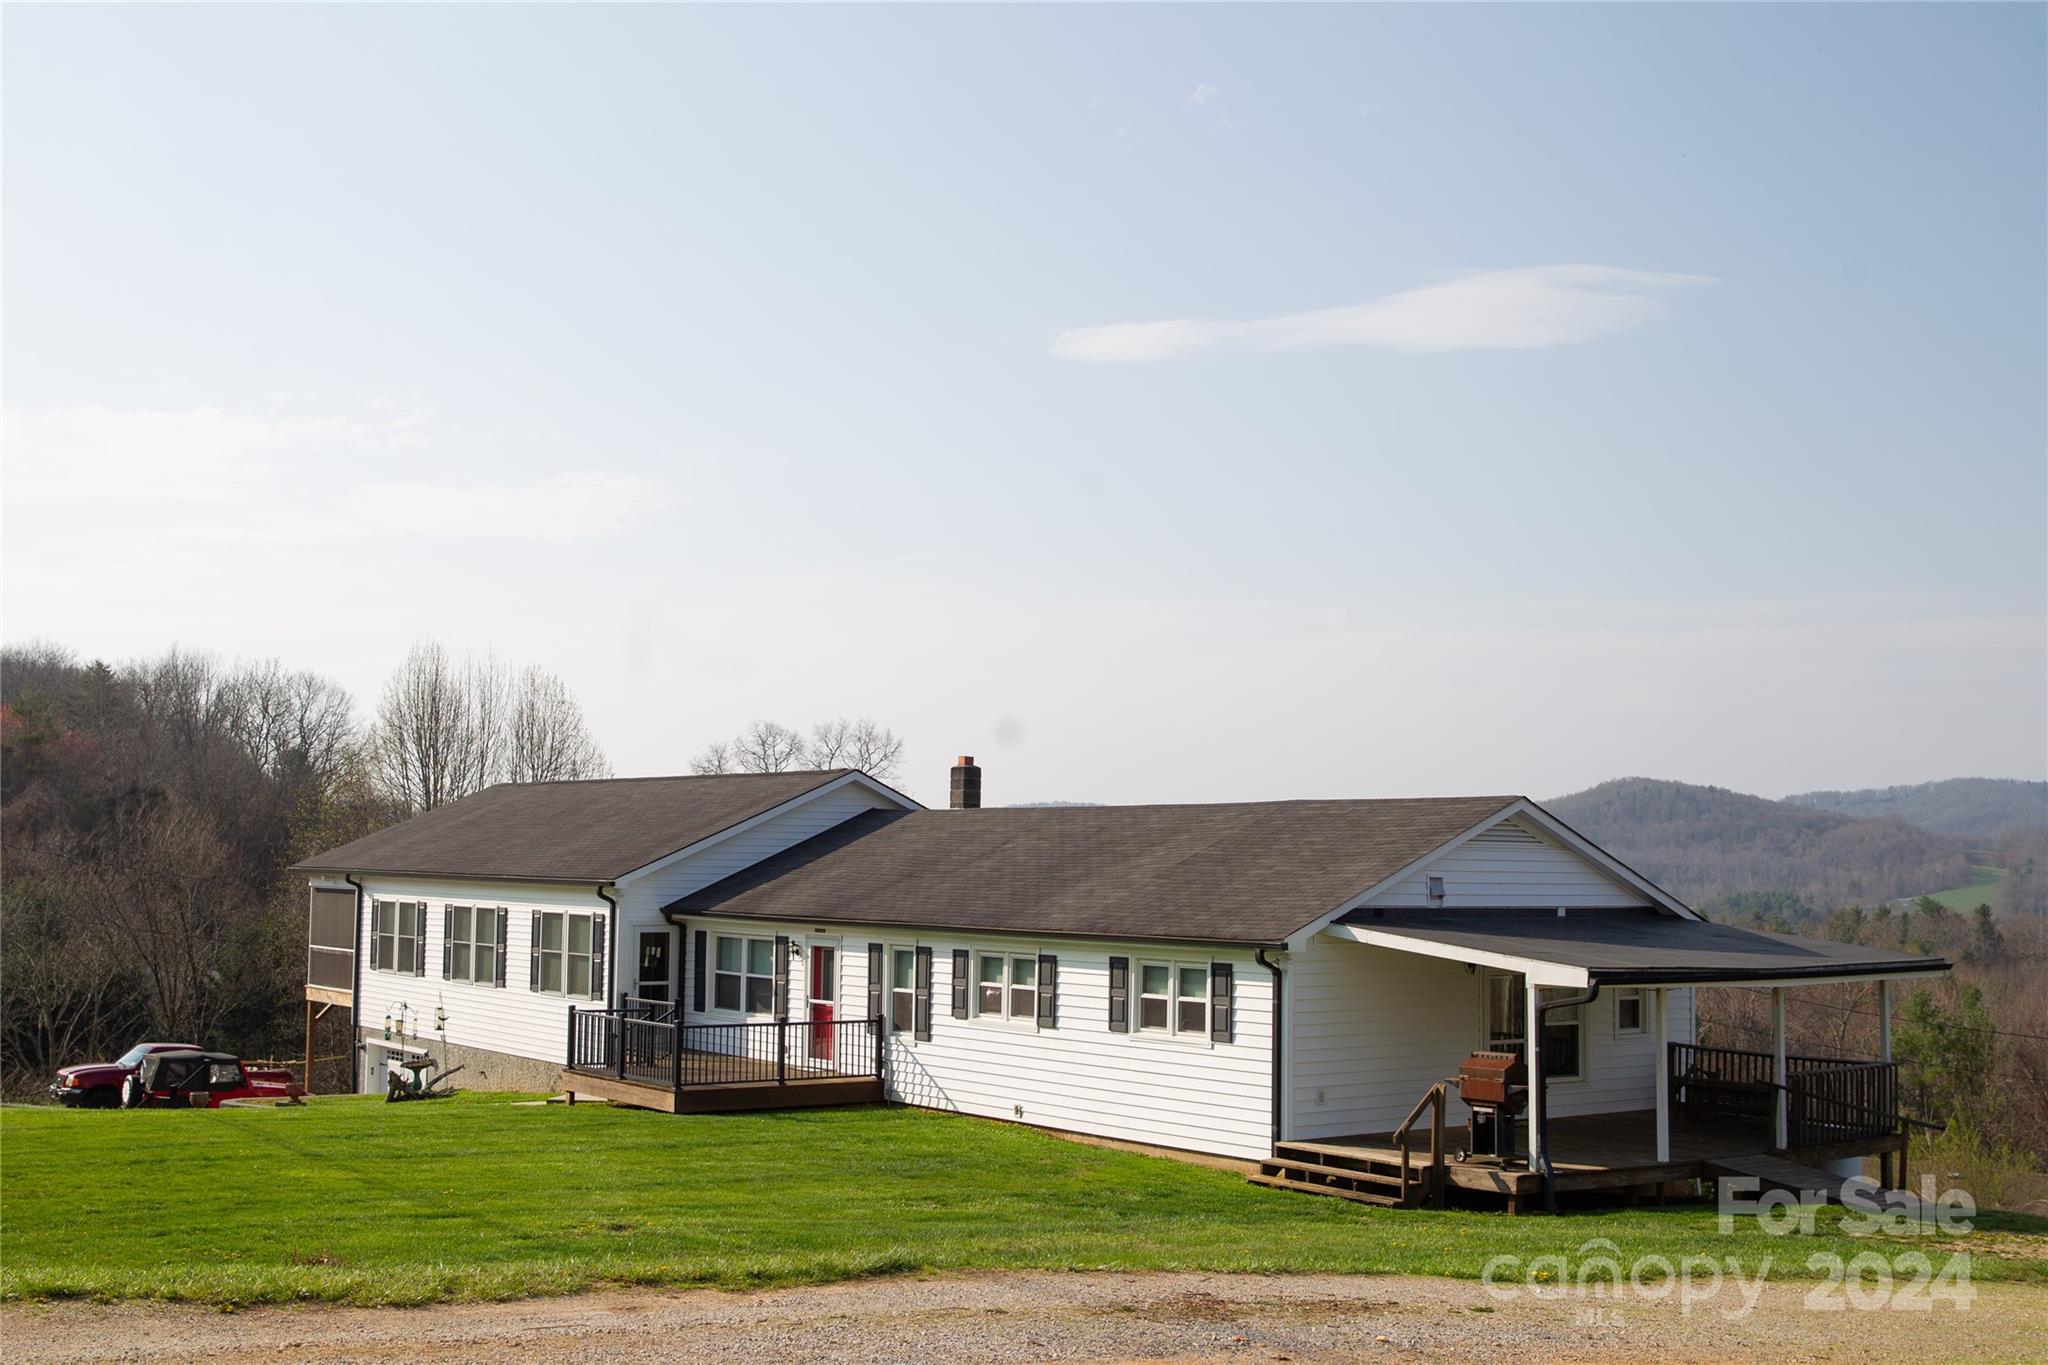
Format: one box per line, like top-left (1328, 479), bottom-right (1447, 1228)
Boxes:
top-left (1259, 1109), bottom-right (1906, 1212)
top-left (563, 1068), bottom-right (882, 1113)
top-left (563, 1044), bottom-right (882, 1113)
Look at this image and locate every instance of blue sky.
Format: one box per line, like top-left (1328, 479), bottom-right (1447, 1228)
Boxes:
top-left (4, 4), bottom-right (2043, 807)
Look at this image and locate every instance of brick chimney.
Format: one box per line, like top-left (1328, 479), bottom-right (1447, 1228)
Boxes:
top-left (949, 756), bottom-right (982, 810)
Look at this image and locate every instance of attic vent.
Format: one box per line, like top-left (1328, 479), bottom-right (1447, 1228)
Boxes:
top-left (1427, 876), bottom-right (1445, 906)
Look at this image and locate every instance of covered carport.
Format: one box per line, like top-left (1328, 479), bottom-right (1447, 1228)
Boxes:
top-left (1325, 907), bottom-right (1951, 1176)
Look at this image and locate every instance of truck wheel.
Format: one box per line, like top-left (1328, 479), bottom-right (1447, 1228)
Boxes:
top-left (122, 1076), bottom-right (145, 1108)
top-left (82, 1086), bottom-right (119, 1109)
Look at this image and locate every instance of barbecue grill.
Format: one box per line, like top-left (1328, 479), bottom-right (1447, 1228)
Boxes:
top-left (1457, 1050), bottom-right (1529, 1164)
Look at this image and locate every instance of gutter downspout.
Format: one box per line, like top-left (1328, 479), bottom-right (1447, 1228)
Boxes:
top-left (344, 873), bottom-right (365, 1094)
top-left (1535, 980), bottom-right (1600, 1214)
top-left (1256, 947), bottom-right (1285, 1150)
top-left (596, 884), bottom-right (619, 1008)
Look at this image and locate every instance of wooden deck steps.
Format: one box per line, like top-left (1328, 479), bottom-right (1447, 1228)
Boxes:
top-left (1249, 1141), bottom-right (1429, 1208)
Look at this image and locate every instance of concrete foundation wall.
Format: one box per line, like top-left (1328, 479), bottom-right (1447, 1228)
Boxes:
top-left (358, 1028), bottom-right (562, 1095)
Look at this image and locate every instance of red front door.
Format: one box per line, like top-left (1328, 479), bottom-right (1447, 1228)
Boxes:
top-left (807, 945), bottom-right (836, 1061)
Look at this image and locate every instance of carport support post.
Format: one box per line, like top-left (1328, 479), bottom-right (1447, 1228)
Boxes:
top-left (303, 998), bottom-right (317, 1096)
top-left (1772, 987), bottom-right (1789, 1150)
top-left (1524, 978), bottom-right (1545, 1174)
top-left (1652, 988), bottom-right (1669, 1163)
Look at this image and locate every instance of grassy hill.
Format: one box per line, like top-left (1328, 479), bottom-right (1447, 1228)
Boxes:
top-left (1546, 777), bottom-right (1975, 917)
top-left (1784, 778), bottom-right (2048, 841)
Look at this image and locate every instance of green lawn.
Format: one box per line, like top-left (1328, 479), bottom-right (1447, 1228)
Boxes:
top-left (3, 1095), bottom-right (2043, 1307)
top-left (1921, 864), bottom-right (2010, 912)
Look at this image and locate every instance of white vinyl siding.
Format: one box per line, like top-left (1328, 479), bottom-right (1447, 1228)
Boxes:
top-left (356, 878), bottom-right (608, 1067)
top-left (1364, 818), bottom-right (1647, 909)
top-left (1287, 930), bottom-right (1695, 1140)
top-left (682, 915), bottom-right (1274, 1161)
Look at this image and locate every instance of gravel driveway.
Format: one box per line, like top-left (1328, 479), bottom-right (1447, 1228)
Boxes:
top-left (5, 1271), bottom-right (2044, 1364)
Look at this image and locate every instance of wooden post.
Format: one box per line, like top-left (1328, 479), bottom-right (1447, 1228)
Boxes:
top-left (1878, 979), bottom-right (1893, 1063)
top-left (1653, 988), bottom-right (1670, 1163)
top-left (303, 998), bottom-right (317, 1096)
top-left (1524, 977), bottom-right (1544, 1174)
top-left (1771, 988), bottom-right (1788, 1150)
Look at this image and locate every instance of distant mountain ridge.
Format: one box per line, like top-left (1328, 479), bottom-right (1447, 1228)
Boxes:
top-left (1546, 777), bottom-right (1975, 917)
top-left (1783, 778), bottom-right (2047, 841)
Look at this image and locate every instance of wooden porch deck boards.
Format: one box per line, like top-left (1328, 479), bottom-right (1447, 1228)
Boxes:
top-left (1267, 1109), bottom-right (1905, 1210)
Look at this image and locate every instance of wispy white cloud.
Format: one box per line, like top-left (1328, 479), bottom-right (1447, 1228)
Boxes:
top-left (1052, 265), bottom-right (1709, 363)
top-left (344, 471), bottom-right (674, 541)
top-left (1184, 83), bottom-right (1219, 109)
top-left (2, 404), bottom-right (427, 503)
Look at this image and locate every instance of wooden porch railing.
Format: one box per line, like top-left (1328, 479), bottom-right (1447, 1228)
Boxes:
top-left (1392, 1080), bottom-right (1449, 1209)
top-left (1668, 1042), bottom-right (1904, 1147)
top-left (567, 1005), bottom-right (884, 1090)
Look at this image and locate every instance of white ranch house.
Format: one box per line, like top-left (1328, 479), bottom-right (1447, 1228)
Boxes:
top-left (298, 760), bottom-right (1948, 1212)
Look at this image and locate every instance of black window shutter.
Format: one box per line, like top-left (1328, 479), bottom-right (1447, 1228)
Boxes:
top-left (413, 903), bottom-right (427, 976)
top-left (1108, 955), bottom-right (1129, 1032)
top-left (773, 933), bottom-right (791, 1019)
top-left (693, 929), bottom-right (708, 1011)
top-left (1210, 961), bottom-right (1233, 1044)
top-left (913, 945), bottom-right (932, 1041)
top-left (589, 915), bottom-right (606, 1001)
top-left (442, 907), bottom-right (454, 978)
top-left (494, 909), bottom-right (509, 987)
top-left (950, 948), bottom-right (970, 1019)
top-left (866, 942), bottom-right (884, 1025)
top-left (1037, 953), bottom-right (1058, 1028)
top-left (530, 911), bottom-right (542, 991)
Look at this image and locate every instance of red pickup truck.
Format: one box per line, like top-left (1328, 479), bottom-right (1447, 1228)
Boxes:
top-left (49, 1042), bottom-right (199, 1108)
top-left (121, 1050), bottom-right (301, 1107)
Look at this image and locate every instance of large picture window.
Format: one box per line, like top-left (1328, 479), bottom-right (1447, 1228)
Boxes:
top-left (714, 935), bottom-right (775, 1014)
top-left (1136, 961), bottom-right (1208, 1037)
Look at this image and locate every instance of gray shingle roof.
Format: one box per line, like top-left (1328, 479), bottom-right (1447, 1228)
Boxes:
top-left (293, 771), bottom-right (856, 883)
top-left (1339, 908), bottom-right (1951, 984)
top-left (664, 795), bottom-right (1524, 945)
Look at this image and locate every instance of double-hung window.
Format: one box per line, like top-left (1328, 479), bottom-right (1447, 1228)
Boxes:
top-left (535, 911), bottom-right (595, 997)
top-left (371, 900), bottom-right (421, 974)
top-left (445, 906), bottom-right (501, 985)
top-left (1136, 962), bottom-right (1208, 1037)
top-left (714, 935), bottom-right (775, 1014)
top-left (889, 947), bottom-right (917, 1032)
top-left (975, 953), bottom-right (1037, 1022)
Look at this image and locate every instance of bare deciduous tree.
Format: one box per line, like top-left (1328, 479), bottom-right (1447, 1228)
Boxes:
top-left (373, 642), bottom-right (469, 813)
top-left (374, 644), bottom-right (612, 811)
top-left (806, 716), bottom-right (906, 778)
top-left (690, 716), bottom-right (905, 779)
top-left (507, 665), bottom-right (612, 783)
top-left (733, 720), bottom-right (807, 773)
top-left (687, 741), bottom-right (734, 776)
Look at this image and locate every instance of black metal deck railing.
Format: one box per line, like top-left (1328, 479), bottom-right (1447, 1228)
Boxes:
top-left (567, 1003), bottom-right (883, 1090)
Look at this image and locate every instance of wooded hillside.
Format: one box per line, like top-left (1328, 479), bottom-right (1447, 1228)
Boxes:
top-left (1785, 778), bottom-right (2048, 841)
top-left (1547, 777), bottom-right (1979, 915)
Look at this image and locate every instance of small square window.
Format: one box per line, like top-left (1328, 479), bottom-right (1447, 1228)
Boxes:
top-left (1615, 989), bottom-right (1645, 1035)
